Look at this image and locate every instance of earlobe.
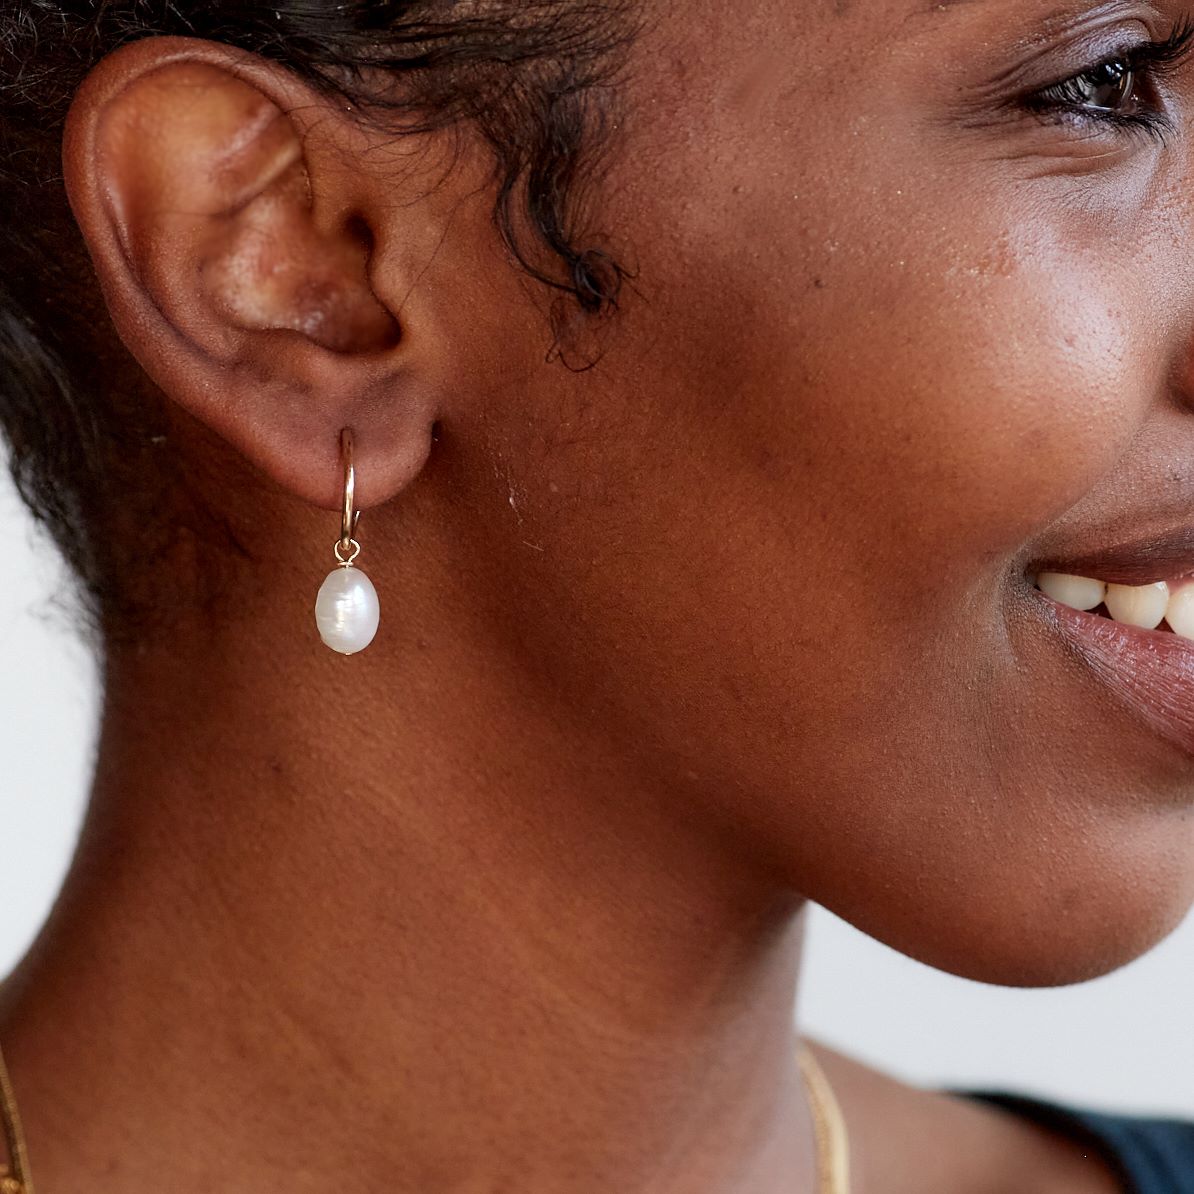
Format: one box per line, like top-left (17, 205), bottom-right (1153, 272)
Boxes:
top-left (61, 37), bottom-right (428, 512)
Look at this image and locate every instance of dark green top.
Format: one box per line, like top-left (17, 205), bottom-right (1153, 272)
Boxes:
top-left (961, 1089), bottom-right (1194, 1193)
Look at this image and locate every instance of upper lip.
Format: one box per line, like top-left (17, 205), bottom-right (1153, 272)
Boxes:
top-left (1029, 522), bottom-right (1194, 587)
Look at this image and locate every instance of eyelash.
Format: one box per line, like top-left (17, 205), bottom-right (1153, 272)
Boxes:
top-left (1023, 13), bottom-right (1194, 145)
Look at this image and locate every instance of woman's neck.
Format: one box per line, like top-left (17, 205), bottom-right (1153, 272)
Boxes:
top-left (0, 613), bottom-right (817, 1193)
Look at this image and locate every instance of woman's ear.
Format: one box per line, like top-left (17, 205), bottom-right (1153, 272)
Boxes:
top-left (61, 36), bottom-right (446, 511)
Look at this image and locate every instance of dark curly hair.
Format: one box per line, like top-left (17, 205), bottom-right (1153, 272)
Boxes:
top-left (0, 1), bottom-right (639, 652)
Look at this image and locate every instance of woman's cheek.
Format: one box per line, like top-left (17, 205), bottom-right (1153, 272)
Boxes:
top-left (789, 234), bottom-right (1146, 569)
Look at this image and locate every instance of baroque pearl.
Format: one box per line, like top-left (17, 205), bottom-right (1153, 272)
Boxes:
top-left (315, 565), bottom-right (380, 655)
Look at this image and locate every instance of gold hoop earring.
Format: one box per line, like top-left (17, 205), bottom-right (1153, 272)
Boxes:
top-left (314, 427), bottom-right (380, 655)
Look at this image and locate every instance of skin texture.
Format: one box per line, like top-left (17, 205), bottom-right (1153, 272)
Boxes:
top-left (1, 0), bottom-right (1193, 1188)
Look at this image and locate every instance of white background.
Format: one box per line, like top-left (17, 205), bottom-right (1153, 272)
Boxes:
top-left (2, 474), bottom-right (1192, 1118)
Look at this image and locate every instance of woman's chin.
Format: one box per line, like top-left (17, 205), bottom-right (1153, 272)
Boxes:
top-left (827, 832), bottom-right (1194, 989)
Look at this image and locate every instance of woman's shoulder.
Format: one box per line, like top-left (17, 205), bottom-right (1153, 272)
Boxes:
top-left (957, 1088), bottom-right (1194, 1194)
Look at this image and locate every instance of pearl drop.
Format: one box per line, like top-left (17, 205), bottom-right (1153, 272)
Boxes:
top-left (315, 566), bottom-right (380, 655)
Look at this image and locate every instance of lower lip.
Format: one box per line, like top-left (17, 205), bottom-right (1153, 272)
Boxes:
top-left (1029, 585), bottom-right (1194, 760)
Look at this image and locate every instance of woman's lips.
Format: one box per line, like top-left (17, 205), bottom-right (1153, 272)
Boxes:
top-left (1028, 520), bottom-right (1194, 587)
top-left (1029, 586), bottom-right (1194, 761)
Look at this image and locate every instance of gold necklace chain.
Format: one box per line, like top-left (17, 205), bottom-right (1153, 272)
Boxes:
top-left (0, 1039), bottom-right (31, 1194)
top-left (797, 1042), bottom-right (852, 1194)
top-left (0, 1035), bottom-right (847, 1194)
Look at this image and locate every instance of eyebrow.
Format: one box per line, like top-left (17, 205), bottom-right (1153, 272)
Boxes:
top-left (907, 0), bottom-right (987, 18)
top-left (829, 0), bottom-right (982, 23)
top-left (865, 0), bottom-right (982, 36)
top-left (910, 0), bottom-right (1135, 21)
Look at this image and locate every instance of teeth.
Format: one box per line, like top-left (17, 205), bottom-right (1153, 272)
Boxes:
top-left (1036, 568), bottom-right (1194, 635)
top-left (1104, 581), bottom-right (1169, 629)
top-left (1165, 586), bottom-right (1194, 640)
top-left (1036, 572), bottom-right (1182, 633)
top-left (1037, 572), bottom-right (1106, 610)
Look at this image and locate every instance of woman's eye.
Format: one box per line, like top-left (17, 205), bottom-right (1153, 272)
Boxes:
top-left (1020, 53), bottom-right (1172, 144)
top-left (1016, 19), bottom-right (1194, 147)
top-left (1047, 60), bottom-right (1136, 113)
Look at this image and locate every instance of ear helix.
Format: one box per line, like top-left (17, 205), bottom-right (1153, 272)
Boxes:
top-left (314, 427), bottom-right (380, 655)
